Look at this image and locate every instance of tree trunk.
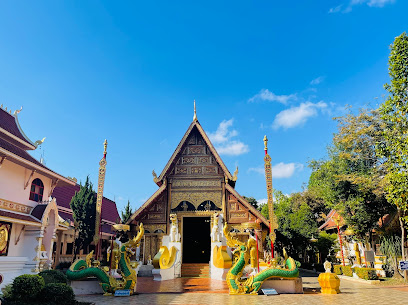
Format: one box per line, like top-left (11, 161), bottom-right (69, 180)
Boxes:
top-left (398, 208), bottom-right (407, 281)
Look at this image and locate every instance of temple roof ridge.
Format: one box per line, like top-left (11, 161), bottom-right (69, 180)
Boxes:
top-left (0, 105), bottom-right (37, 150)
top-left (155, 119), bottom-right (233, 185)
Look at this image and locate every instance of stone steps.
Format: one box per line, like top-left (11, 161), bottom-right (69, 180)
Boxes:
top-left (181, 263), bottom-right (210, 278)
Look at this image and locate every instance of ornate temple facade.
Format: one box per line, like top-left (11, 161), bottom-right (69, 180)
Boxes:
top-left (127, 115), bottom-right (269, 272)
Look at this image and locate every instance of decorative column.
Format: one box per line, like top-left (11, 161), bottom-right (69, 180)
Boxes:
top-left (94, 139), bottom-right (108, 259)
top-left (263, 135), bottom-right (278, 258)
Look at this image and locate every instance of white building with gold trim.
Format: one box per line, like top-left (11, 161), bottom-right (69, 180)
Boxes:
top-left (0, 105), bottom-right (76, 288)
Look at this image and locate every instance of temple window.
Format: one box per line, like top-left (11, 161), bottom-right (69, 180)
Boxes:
top-left (29, 178), bottom-right (44, 202)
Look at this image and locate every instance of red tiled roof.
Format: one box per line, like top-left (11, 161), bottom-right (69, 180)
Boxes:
top-left (319, 210), bottom-right (344, 231)
top-left (0, 108), bottom-right (33, 148)
top-left (52, 185), bottom-right (120, 223)
top-left (0, 137), bottom-right (54, 172)
top-left (0, 209), bottom-right (41, 225)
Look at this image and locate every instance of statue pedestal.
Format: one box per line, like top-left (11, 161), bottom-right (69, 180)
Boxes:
top-left (70, 278), bottom-right (104, 295)
top-left (261, 277), bottom-right (303, 294)
top-left (152, 267), bottom-right (175, 281)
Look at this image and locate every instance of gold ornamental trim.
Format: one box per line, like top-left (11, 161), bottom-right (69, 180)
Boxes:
top-left (0, 224), bottom-right (9, 252)
top-left (170, 190), bottom-right (222, 209)
top-left (0, 198), bottom-right (32, 214)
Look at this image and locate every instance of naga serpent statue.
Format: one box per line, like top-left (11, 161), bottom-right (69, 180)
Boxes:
top-left (223, 223), bottom-right (299, 294)
top-left (66, 223), bottom-right (144, 295)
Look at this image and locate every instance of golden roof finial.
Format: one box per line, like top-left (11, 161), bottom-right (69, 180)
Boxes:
top-left (193, 100), bottom-right (197, 121)
top-left (263, 135), bottom-right (268, 152)
top-left (103, 139), bottom-right (108, 157)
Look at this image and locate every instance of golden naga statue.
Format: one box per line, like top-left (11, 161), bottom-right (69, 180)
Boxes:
top-left (67, 223), bottom-right (144, 295)
top-left (223, 223), bottom-right (299, 294)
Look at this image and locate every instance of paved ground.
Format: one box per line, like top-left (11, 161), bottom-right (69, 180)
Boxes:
top-left (77, 270), bottom-right (408, 305)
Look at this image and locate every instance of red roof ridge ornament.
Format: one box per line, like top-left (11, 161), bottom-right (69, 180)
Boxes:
top-left (193, 99), bottom-right (197, 122)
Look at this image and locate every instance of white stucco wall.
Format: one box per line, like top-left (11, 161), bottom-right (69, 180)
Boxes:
top-left (0, 160), bottom-right (52, 207)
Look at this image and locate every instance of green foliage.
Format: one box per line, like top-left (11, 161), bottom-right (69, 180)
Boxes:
top-left (39, 269), bottom-right (68, 285)
top-left (270, 190), bottom-right (326, 260)
top-left (341, 265), bottom-right (353, 277)
top-left (378, 32), bottom-right (408, 277)
top-left (333, 265), bottom-right (342, 275)
top-left (315, 232), bottom-right (338, 262)
top-left (11, 274), bottom-right (44, 302)
top-left (380, 235), bottom-right (402, 278)
top-left (0, 284), bottom-right (13, 299)
top-left (121, 200), bottom-right (133, 223)
top-left (70, 176), bottom-right (96, 255)
top-left (309, 108), bottom-right (394, 241)
top-left (354, 267), bottom-right (378, 280)
top-left (41, 283), bottom-right (75, 305)
top-left (243, 196), bottom-right (259, 210)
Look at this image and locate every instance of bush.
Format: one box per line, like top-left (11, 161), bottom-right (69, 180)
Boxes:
top-left (341, 265), bottom-right (353, 277)
top-left (333, 265), bottom-right (342, 275)
top-left (0, 283), bottom-right (13, 299)
top-left (354, 267), bottom-right (378, 280)
top-left (39, 269), bottom-right (68, 284)
top-left (11, 274), bottom-right (44, 302)
top-left (41, 283), bottom-right (75, 305)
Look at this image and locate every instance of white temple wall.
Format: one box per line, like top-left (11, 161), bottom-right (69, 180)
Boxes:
top-left (7, 223), bottom-right (27, 257)
top-left (0, 161), bottom-right (52, 207)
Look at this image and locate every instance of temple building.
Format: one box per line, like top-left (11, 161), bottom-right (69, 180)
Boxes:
top-left (127, 111), bottom-right (270, 277)
top-left (0, 105), bottom-right (76, 288)
top-left (0, 105), bottom-right (120, 287)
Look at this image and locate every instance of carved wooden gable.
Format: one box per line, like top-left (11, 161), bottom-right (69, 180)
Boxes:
top-left (169, 128), bottom-right (224, 178)
top-left (169, 128), bottom-right (224, 210)
top-left (135, 192), bottom-right (167, 228)
top-left (227, 192), bottom-right (258, 224)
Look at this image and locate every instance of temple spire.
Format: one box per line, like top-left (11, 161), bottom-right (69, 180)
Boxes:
top-left (103, 139), bottom-right (108, 159)
top-left (263, 135), bottom-right (268, 154)
top-left (193, 100), bottom-right (197, 121)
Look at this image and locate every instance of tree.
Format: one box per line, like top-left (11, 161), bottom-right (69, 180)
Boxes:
top-left (308, 108), bottom-right (394, 246)
top-left (243, 196), bottom-right (259, 210)
top-left (70, 176), bottom-right (96, 257)
top-left (378, 32), bottom-right (408, 279)
top-left (121, 200), bottom-right (133, 224)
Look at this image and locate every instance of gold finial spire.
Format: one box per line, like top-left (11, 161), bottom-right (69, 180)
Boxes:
top-left (263, 135), bottom-right (268, 153)
top-left (103, 139), bottom-right (108, 158)
top-left (193, 100), bottom-right (197, 121)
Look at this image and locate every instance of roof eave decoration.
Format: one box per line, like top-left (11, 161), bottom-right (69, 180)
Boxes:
top-left (126, 181), bottom-right (167, 225)
top-left (156, 120), bottom-right (233, 185)
top-left (225, 183), bottom-right (269, 227)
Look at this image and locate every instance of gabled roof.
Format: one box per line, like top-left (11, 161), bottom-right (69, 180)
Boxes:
top-left (156, 120), bottom-right (233, 184)
top-left (126, 182), bottom-right (167, 224)
top-left (225, 183), bottom-right (270, 227)
top-left (0, 107), bottom-right (36, 150)
top-left (318, 209), bottom-right (343, 231)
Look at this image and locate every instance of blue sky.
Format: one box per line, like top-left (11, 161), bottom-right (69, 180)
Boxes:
top-left (0, 0), bottom-right (406, 213)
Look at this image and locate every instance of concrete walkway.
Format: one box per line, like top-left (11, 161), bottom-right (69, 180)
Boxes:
top-left (77, 270), bottom-right (408, 305)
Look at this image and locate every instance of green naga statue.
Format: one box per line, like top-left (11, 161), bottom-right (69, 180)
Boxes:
top-left (223, 223), bottom-right (299, 294)
top-left (66, 223), bottom-right (144, 295)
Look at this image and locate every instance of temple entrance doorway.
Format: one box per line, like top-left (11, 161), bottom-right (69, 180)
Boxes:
top-left (182, 217), bottom-right (211, 263)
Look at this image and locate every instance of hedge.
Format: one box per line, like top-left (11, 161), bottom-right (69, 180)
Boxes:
top-left (341, 265), bottom-right (353, 277)
top-left (39, 269), bottom-right (68, 285)
top-left (333, 265), bottom-right (342, 275)
top-left (41, 283), bottom-right (75, 305)
top-left (10, 274), bottom-right (44, 302)
top-left (354, 267), bottom-right (378, 280)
